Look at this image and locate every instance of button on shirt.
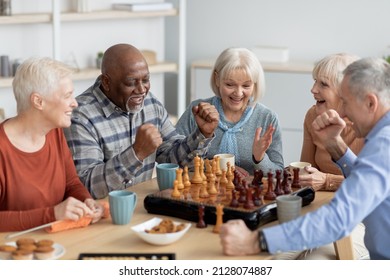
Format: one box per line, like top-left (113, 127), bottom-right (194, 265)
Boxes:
top-left (64, 77), bottom-right (213, 199)
top-left (263, 111), bottom-right (390, 260)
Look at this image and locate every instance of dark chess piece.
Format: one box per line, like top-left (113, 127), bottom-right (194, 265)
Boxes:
top-left (238, 183), bottom-right (247, 203)
top-left (274, 169), bottom-right (284, 196)
top-left (229, 189), bottom-right (239, 208)
top-left (244, 183), bottom-right (254, 209)
top-left (252, 183), bottom-right (263, 206)
top-left (196, 204), bottom-right (207, 228)
top-left (282, 169), bottom-right (292, 194)
top-left (252, 169), bottom-right (264, 187)
top-left (292, 167), bottom-right (301, 189)
top-left (264, 171), bottom-right (276, 200)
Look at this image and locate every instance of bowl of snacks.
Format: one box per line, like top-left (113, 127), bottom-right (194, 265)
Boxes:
top-left (131, 217), bottom-right (191, 245)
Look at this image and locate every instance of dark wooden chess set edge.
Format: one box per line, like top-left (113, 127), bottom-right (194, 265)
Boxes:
top-left (144, 156), bottom-right (315, 230)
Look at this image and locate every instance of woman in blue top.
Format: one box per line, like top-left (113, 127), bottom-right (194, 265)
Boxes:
top-left (176, 47), bottom-right (284, 174)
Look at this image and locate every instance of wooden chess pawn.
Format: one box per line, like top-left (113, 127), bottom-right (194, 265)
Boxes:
top-left (171, 180), bottom-right (181, 198)
top-left (282, 169), bottom-right (292, 194)
top-left (244, 184), bottom-right (255, 209)
top-left (207, 172), bottom-right (218, 195)
top-left (213, 204), bottom-right (224, 234)
top-left (225, 163), bottom-right (235, 191)
top-left (213, 156), bottom-right (222, 178)
top-left (199, 180), bottom-right (209, 198)
top-left (292, 168), bottom-right (301, 189)
top-left (252, 169), bottom-right (264, 187)
top-left (200, 158), bottom-right (207, 182)
top-left (183, 165), bottom-right (191, 189)
top-left (274, 169), bottom-right (284, 196)
top-left (229, 189), bottom-right (239, 208)
top-left (191, 155), bottom-right (203, 184)
top-left (264, 171), bottom-right (276, 200)
top-left (196, 204), bottom-right (207, 228)
top-left (176, 168), bottom-right (184, 190)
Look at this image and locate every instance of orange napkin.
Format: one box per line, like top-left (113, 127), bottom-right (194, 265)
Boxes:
top-left (45, 201), bottom-right (110, 233)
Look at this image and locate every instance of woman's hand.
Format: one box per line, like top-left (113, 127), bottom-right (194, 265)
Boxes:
top-left (54, 197), bottom-right (94, 221)
top-left (299, 166), bottom-right (327, 191)
top-left (84, 198), bottom-right (105, 223)
top-left (252, 125), bottom-right (275, 163)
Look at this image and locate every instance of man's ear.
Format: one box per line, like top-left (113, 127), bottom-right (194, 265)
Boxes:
top-left (366, 93), bottom-right (378, 113)
top-left (101, 74), bottom-right (110, 92)
top-left (31, 93), bottom-right (43, 110)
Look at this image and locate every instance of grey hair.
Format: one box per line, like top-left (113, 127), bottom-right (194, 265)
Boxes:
top-left (210, 47), bottom-right (265, 104)
top-left (12, 57), bottom-right (74, 114)
top-left (313, 53), bottom-right (360, 90)
top-left (343, 57), bottom-right (390, 105)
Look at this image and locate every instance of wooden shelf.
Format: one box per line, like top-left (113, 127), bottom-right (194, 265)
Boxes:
top-left (0, 9), bottom-right (177, 25)
top-left (0, 62), bottom-right (177, 89)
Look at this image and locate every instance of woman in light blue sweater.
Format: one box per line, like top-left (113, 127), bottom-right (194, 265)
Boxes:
top-left (176, 47), bottom-right (284, 175)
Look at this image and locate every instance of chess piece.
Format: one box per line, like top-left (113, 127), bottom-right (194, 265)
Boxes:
top-left (176, 168), bottom-right (184, 190)
top-left (244, 183), bottom-right (254, 209)
top-left (213, 156), bottom-right (222, 177)
top-left (207, 171), bottom-right (218, 195)
top-left (191, 155), bottom-right (203, 184)
top-left (226, 163), bottom-right (235, 191)
top-left (196, 204), bottom-right (207, 228)
top-left (292, 168), bottom-right (301, 189)
top-left (229, 189), bottom-right (239, 208)
top-left (183, 165), bottom-right (191, 189)
top-left (264, 171), bottom-right (276, 200)
top-left (171, 180), bottom-right (181, 198)
top-left (274, 169), bottom-right (284, 196)
top-left (199, 180), bottom-right (209, 198)
top-left (282, 169), bottom-right (292, 194)
top-left (252, 169), bottom-right (264, 187)
top-left (200, 158), bottom-right (207, 182)
top-left (213, 204), bottom-right (224, 233)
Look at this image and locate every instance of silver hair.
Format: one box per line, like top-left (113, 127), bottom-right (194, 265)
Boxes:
top-left (12, 57), bottom-right (74, 114)
top-left (343, 57), bottom-right (390, 105)
top-left (210, 47), bottom-right (265, 104)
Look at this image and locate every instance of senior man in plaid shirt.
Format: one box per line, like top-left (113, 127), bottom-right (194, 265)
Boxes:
top-left (64, 44), bottom-right (219, 199)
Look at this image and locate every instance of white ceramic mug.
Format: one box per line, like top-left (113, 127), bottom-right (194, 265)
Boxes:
top-left (289, 161), bottom-right (311, 175)
top-left (214, 153), bottom-right (235, 171)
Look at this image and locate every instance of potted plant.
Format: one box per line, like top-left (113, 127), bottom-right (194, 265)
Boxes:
top-left (96, 51), bottom-right (104, 69)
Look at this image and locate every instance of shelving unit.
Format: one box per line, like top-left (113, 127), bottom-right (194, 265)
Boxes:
top-left (0, 0), bottom-right (186, 117)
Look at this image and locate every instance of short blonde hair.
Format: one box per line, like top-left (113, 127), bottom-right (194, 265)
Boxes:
top-left (210, 47), bottom-right (265, 104)
top-left (312, 53), bottom-right (360, 89)
top-left (12, 57), bottom-right (74, 114)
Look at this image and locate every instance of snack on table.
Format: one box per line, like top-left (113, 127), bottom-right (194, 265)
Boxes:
top-left (0, 244), bottom-right (17, 259)
top-left (18, 243), bottom-right (37, 252)
top-left (34, 245), bottom-right (55, 260)
top-left (16, 238), bottom-right (36, 247)
top-left (145, 219), bottom-right (186, 234)
top-left (12, 249), bottom-right (34, 260)
top-left (36, 239), bottom-right (54, 247)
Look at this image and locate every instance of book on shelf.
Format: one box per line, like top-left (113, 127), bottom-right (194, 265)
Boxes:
top-left (112, 2), bottom-right (173, 12)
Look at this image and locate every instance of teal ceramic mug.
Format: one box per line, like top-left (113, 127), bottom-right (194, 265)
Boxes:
top-left (108, 190), bottom-right (138, 225)
top-left (156, 163), bottom-right (179, 191)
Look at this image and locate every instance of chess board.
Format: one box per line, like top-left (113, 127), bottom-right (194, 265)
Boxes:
top-left (143, 186), bottom-right (315, 230)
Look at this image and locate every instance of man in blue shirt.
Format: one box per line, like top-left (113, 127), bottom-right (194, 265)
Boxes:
top-left (220, 57), bottom-right (390, 260)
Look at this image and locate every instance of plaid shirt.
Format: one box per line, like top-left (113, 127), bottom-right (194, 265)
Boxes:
top-left (64, 77), bottom-right (212, 199)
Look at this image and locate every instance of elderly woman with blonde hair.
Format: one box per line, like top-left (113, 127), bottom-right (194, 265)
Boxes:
top-left (176, 47), bottom-right (284, 174)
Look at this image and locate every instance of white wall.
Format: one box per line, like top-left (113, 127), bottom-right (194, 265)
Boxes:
top-left (165, 0), bottom-right (390, 164)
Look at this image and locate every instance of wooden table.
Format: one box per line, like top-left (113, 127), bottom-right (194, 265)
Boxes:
top-left (0, 178), bottom-right (339, 260)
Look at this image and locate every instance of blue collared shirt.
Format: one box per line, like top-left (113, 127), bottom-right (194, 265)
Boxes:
top-left (64, 77), bottom-right (213, 199)
top-left (263, 111), bottom-right (390, 260)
